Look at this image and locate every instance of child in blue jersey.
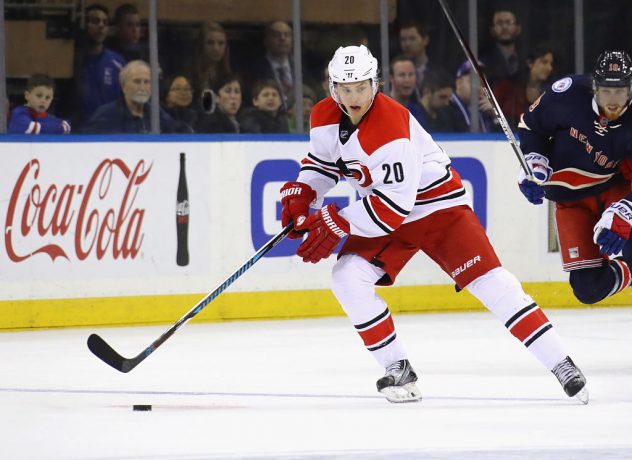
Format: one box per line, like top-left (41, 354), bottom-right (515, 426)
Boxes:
top-left (8, 74), bottom-right (71, 134)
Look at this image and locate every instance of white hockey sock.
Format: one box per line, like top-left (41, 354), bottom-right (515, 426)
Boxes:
top-left (467, 267), bottom-right (567, 370)
top-left (331, 254), bottom-right (407, 368)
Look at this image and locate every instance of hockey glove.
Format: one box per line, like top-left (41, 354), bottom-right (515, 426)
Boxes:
top-left (593, 199), bottom-right (632, 256)
top-left (280, 181), bottom-right (316, 239)
top-left (517, 153), bottom-right (552, 205)
top-left (296, 203), bottom-right (350, 263)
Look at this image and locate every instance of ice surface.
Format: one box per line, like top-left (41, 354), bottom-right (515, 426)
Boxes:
top-left (1, 307), bottom-right (631, 459)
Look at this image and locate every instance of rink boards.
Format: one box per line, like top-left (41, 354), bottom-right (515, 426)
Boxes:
top-left (1, 134), bottom-right (630, 329)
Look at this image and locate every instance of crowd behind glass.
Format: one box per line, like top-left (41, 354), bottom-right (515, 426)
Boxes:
top-left (2, 0), bottom-right (629, 135)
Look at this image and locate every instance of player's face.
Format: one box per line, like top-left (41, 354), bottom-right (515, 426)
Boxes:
top-left (336, 80), bottom-right (373, 125)
top-left (595, 86), bottom-right (630, 120)
top-left (25, 86), bottom-right (54, 113)
top-left (391, 61), bottom-right (417, 98)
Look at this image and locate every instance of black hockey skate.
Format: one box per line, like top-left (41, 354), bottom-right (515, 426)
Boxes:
top-left (376, 359), bottom-right (422, 403)
top-left (551, 356), bottom-right (589, 404)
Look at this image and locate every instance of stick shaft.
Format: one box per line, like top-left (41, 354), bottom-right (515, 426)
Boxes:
top-left (88, 224), bottom-right (293, 372)
top-left (437, 0), bottom-right (533, 179)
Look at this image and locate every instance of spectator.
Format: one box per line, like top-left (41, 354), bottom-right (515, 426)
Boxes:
top-left (189, 22), bottom-right (231, 111)
top-left (107, 3), bottom-right (148, 62)
top-left (418, 71), bottom-right (457, 132)
top-left (480, 8), bottom-right (523, 85)
top-left (398, 21), bottom-right (446, 94)
top-left (162, 75), bottom-right (198, 133)
top-left (494, 44), bottom-right (556, 129)
top-left (317, 65), bottom-right (330, 101)
top-left (251, 21), bottom-right (295, 108)
top-left (449, 60), bottom-right (499, 133)
top-left (196, 73), bottom-right (242, 133)
top-left (240, 79), bottom-right (289, 134)
top-left (74, 3), bottom-right (126, 124)
top-left (82, 60), bottom-right (174, 134)
top-left (389, 55), bottom-right (424, 124)
top-left (8, 74), bottom-right (71, 134)
top-left (288, 84), bottom-right (317, 133)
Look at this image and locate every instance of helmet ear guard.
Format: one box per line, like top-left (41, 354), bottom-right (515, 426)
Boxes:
top-left (328, 45), bottom-right (380, 104)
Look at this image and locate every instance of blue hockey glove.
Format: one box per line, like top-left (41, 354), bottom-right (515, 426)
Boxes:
top-left (517, 153), bottom-right (552, 205)
top-left (593, 199), bottom-right (632, 256)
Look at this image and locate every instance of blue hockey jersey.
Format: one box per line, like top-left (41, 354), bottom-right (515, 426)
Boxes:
top-left (518, 75), bottom-right (632, 202)
top-left (8, 106), bottom-right (70, 134)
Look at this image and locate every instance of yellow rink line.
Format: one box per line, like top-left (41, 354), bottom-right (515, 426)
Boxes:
top-left (1, 282), bottom-right (631, 330)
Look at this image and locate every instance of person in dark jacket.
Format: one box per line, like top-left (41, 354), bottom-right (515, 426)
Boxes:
top-left (239, 79), bottom-right (289, 133)
top-left (196, 73), bottom-right (242, 133)
top-left (82, 60), bottom-right (174, 133)
top-left (161, 75), bottom-right (199, 133)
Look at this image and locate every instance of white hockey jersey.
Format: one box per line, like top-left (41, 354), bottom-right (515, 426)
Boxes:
top-left (297, 93), bottom-right (471, 238)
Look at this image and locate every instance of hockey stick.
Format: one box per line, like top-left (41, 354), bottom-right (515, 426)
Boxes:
top-left (437, 0), bottom-right (534, 180)
top-left (87, 223), bottom-right (293, 373)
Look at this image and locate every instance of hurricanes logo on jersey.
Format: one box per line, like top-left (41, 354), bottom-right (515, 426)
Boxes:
top-left (343, 160), bottom-right (373, 187)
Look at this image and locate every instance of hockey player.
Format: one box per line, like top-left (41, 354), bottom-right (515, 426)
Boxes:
top-left (280, 45), bottom-right (588, 404)
top-left (518, 50), bottom-right (632, 305)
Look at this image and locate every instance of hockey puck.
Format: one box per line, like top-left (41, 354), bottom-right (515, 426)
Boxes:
top-left (132, 404), bottom-right (152, 411)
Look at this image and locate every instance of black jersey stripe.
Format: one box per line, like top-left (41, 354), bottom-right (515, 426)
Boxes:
top-left (363, 197), bottom-right (393, 234)
top-left (417, 166), bottom-right (451, 193)
top-left (354, 307), bottom-right (390, 330)
top-left (415, 188), bottom-right (466, 205)
top-left (306, 152), bottom-right (338, 168)
top-left (373, 189), bottom-right (410, 216)
top-left (300, 165), bottom-right (340, 183)
top-left (524, 324), bottom-right (552, 347)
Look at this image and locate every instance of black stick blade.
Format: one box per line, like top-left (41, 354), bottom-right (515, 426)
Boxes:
top-left (87, 334), bottom-right (135, 373)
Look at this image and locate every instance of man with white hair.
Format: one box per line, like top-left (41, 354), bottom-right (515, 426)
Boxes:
top-left (82, 60), bottom-right (174, 133)
top-left (279, 45), bottom-right (588, 404)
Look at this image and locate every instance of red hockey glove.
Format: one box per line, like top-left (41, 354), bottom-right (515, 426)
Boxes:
top-left (280, 181), bottom-right (316, 239)
top-left (296, 203), bottom-right (350, 263)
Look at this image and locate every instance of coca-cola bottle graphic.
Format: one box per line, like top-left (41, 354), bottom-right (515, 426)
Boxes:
top-left (176, 152), bottom-right (190, 266)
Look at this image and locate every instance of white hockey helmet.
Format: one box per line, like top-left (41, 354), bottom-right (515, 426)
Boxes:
top-left (328, 45), bottom-right (379, 104)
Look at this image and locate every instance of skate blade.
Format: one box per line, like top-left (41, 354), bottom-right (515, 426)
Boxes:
top-left (574, 386), bottom-right (589, 405)
top-left (379, 382), bottom-right (422, 403)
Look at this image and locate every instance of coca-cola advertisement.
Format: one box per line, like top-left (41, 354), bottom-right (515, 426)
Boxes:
top-left (0, 143), bottom-right (212, 300)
